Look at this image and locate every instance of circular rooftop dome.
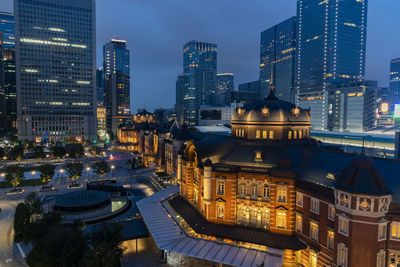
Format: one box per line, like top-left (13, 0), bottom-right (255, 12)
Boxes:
top-left (231, 94), bottom-right (311, 141)
top-left (55, 190), bottom-right (111, 212)
top-left (232, 95), bottom-right (310, 124)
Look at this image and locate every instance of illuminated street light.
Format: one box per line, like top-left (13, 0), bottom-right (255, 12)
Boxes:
top-left (2, 156), bottom-right (7, 160)
top-left (86, 167), bottom-right (91, 171)
top-left (31, 171), bottom-right (36, 175)
top-left (60, 169), bottom-right (64, 173)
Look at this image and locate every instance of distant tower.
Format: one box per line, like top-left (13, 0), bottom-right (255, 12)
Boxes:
top-left (182, 40), bottom-right (217, 125)
top-left (103, 38), bottom-right (130, 136)
top-left (260, 17), bottom-right (296, 103)
top-left (14, 0), bottom-right (97, 142)
top-left (296, 0), bottom-right (368, 130)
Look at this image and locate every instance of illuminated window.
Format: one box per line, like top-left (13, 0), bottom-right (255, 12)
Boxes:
top-left (310, 251), bottom-right (317, 267)
top-left (262, 130), bottom-right (267, 139)
top-left (217, 181), bottom-right (225, 195)
top-left (239, 182), bottom-right (246, 196)
top-left (293, 130), bottom-right (297, 139)
top-left (391, 222), bottom-right (400, 239)
top-left (338, 216), bottom-right (349, 236)
top-left (299, 130), bottom-right (303, 139)
top-left (269, 131), bottom-right (274, 139)
top-left (276, 187), bottom-right (287, 203)
top-left (255, 150), bottom-right (262, 162)
top-left (296, 214), bottom-right (302, 233)
top-left (251, 184), bottom-right (257, 197)
top-left (296, 192), bottom-right (303, 207)
top-left (328, 230), bottom-right (334, 249)
top-left (276, 211), bottom-right (286, 229)
top-left (310, 221), bottom-right (319, 241)
top-left (256, 130), bottom-right (261, 139)
top-left (378, 223), bottom-right (387, 241)
top-left (288, 131), bottom-right (292, 139)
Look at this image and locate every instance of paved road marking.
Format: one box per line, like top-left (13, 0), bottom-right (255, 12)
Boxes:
top-left (16, 243), bottom-right (25, 258)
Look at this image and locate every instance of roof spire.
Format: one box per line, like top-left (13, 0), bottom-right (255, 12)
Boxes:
top-left (266, 62), bottom-right (277, 100)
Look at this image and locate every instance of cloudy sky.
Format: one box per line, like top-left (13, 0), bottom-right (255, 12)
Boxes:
top-left (1, 0), bottom-right (400, 112)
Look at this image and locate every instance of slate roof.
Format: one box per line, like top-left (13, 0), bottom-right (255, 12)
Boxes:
top-left (169, 195), bottom-right (307, 251)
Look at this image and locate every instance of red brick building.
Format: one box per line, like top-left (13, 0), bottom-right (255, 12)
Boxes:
top-left (173, 93), bottom-right (399, 266)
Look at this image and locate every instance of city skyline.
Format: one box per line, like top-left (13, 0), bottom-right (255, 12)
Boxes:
top-left (1, 0), bottom-right (399, 112)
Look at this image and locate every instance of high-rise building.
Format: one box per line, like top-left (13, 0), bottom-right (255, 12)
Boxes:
top-left (238, 80), bottom-right (260, 94)
top-left (103, 38), bottom-right (130, 136)
top-left (327, 81), bottom-right (377, 132)
top-left (0, 31), bottom-right (4, 116)
top-left (260, 16), bottom-right (296, 103)
top-left (390, 58), bottom-right (400, 106)
top-left (216, 73), bottom-right (234, 106)
top-left (296, 0), bottom-right (368, 130)
top-left (14, 0), bottom-right (97, 142)
top-left (182, 40), bottom-right (217, 125)
top-left (0, 12), bottom-right (16, 135)
top-left (96, 67), bottom-right (104, 107)
top-left (175, 73), bottom-right (188, 125)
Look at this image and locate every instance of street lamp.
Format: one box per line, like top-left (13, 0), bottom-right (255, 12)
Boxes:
top-left (2, 156), bottom-right (7, 160)
top-left (86, 167), bottom-right (91, 182)
top-left (111, 165), bottom-right (115, 179)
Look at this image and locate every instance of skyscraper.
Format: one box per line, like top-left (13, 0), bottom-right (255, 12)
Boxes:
top-left (14, 0), bottom-right (97, 142)
top-left (103, 38), bottom-right (130, 136)
top-left (216, 73), bottom-right (234, 106)
top-left (0, 12), bottom-right (16, 135)
top-left (182, 40), bottom-right (217, 125)
top-left (296, 0), bottom-right (368, 130)
top-left (260, 16), bottom-right (296, 103)
top-left (390, 58), bottom-right (400, 105)
top-left (175, 73), bottom-right (188, 125)
top-left (96, 67), bottom-right (104, 107)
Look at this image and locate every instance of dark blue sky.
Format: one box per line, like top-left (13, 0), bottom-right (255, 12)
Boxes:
top-left (1, 0), bottom-right (400, 112)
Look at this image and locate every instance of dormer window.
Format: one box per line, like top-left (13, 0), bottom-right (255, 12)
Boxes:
top-left (292, 106), bottom-right (300, 116)
top-left (237, 107), bottom-right (245, 116)
top-left (255, 150), bottom-right (262, 162)
top-left (261, 106), bottom-right (269, 117)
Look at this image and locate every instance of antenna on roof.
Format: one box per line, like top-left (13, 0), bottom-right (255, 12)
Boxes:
top-left (266, 61), bottom-right (277, 100)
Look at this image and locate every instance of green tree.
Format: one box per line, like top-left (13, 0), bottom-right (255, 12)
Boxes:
top-left (92, 161), bottom-right (110, 178)
top-left (80, 223), bottom-right (125, 267)
top-left (39, 164), bottom-right (56, 188)
top-left (0, 147), bottom-right (4, 159)
top-left (24, 192), bottom-right (43, 218)
top-left (6, 165), bottom-right (24, 189)
top-left (10, 145), bottom-right (24, 163)
top-left (66, 162), bottom-right (83, 185)
top-left (13, 203), bottom-right (31, 242)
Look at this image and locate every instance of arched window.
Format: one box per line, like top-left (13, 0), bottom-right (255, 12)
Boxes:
top-left (288, 131), bottom-right (292, 139)
top-left (263, 184), bottom-right (270, 199)
top-left (293, 130), bottom-right (297, 139)
top-left (299, 130), bottom-right (303, 139)
top-left (262, 130), bottom-right (267, 139)
top-left (256, 130), bottom-right (261, 139)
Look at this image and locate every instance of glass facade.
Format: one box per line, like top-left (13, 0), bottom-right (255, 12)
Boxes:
top-left (296, 0), bottom-right (368, 130)
top-left (260, 16), bottom-right (296, 103)
top-left (103, 39), bottom-right (130, 135)
top-left (15, 0), bottom-right (97, 142)
top-left (182, 40), bottom-right (217, 125)
top-left (216, 73), bottom-right (234, 106)
top-left (0, 12), bottom-right (16, 124)
top-left (390, 58), bottom-right (400, 106)
top-left (96, 67), bottom-right (104, 107)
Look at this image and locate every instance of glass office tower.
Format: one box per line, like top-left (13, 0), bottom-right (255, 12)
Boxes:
top-left (103, 38), bottom-right (130, 136)
top-left (15, 0), bottom-right (97, 142)
top-left (0, 12), bottom-right (16, 132)
top-left (260, 16), bottom-right (296, 103)
top-left (296, 0), bottom-right (367, 130)
top-left (182, 40), bottom-right (217, 126)
top-left (390, 58), bottom-right (400, 105)
top-left (216, 73), bottom-right (234, 106)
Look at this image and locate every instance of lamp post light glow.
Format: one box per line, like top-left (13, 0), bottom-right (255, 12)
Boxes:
top-left (111, 165), bottom-right (115, 179)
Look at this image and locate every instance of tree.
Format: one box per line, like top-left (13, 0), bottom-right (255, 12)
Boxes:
top-left (51, 145), bottom-right (65, 159)
top-left (6, 165), bottom-right (24, 190)
top-left (92, 161), bottom-right (110, 178)
top-left (66, 162), bottom-right (83, 185)
top-left (0, 147), bottom-right (4, 159)
top-left (14, 203), bottom-right (31, 242)
top-left (39, 164), bottom-right (56, 188)
top-left (80, 223), bottom-right (125, 267)
top-left (10, 145), bottom-right (24, 163)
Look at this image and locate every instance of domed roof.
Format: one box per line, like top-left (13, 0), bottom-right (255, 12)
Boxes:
top-left (335, 155), bottom-right (390, 195)
top-left (232, 94), bottom-right (310, 124)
